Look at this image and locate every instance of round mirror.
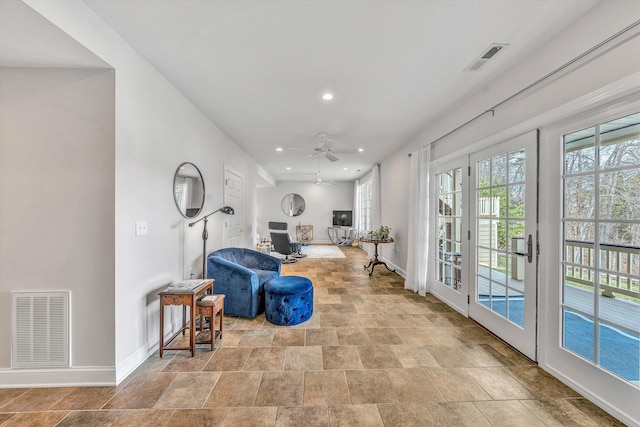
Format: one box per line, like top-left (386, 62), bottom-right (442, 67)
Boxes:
top-left (173, 162), bottom-right (205, 218)
top-left (281, 193), bottom-right (305, 217)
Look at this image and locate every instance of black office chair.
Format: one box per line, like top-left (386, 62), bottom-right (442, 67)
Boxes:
top-left (270, 232), bottom-right (298, 263)
top-left (268, 222), bottom-right (307, 258)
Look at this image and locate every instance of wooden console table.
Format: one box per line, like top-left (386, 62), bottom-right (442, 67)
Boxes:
top-left (158, 279), bottom-right (213, 357)
top-left (361, 238), bottom-right (395, 276)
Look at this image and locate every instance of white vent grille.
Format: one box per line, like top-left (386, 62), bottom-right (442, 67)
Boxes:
top-left (12, 291), bottom-right (69, 368)
top-left (465, 43), bottom-right (509, 71)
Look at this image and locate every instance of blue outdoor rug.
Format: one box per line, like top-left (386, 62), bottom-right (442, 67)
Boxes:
top-left (479, 296), bottom-right (639, 382)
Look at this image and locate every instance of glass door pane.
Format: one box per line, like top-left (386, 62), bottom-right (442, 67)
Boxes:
top-left (562, 112), bottom-right (640, 386)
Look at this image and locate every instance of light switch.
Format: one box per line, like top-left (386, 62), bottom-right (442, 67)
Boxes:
top-left (136, 220), bottom-right (148, 236)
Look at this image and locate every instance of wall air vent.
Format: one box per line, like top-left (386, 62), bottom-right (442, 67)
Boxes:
top-left (12, 291), bottom-right (70, 368)
top-left (465, 43), bottom-right (509, 71)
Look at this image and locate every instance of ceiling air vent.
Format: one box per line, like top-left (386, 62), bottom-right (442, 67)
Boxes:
top-left (465, 43), bottom-right (509, 71)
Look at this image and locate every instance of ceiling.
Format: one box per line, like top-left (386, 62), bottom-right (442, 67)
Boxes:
top-left (8, 0), bottom-right (602, 183)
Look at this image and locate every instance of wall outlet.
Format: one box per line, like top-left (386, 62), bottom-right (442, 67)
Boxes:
top-left (135, 220), bottom-right (148, 236)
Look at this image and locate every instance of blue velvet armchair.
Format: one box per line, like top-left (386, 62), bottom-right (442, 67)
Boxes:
top-left (207, 248), bottom-right (282, 318)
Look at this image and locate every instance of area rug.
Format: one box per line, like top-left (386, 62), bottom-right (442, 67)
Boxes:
top-left (301, 245), bottom-right (346, 259)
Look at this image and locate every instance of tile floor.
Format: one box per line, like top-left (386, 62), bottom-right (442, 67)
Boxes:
top-left (0, 246), bottom-right (626, 426)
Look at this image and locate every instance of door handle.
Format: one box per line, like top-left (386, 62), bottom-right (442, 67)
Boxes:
top-left (513, 235), bottom-right (533, 263)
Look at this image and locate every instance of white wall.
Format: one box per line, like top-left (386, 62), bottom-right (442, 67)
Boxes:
top-left (381, 1), bottom-right (640, 276)
top-left (4, 0), bottom-right (262, 385)
top-left (256, 181), bottom-right (354, 244)
top-left (0, 68), bottom-right (116, 380)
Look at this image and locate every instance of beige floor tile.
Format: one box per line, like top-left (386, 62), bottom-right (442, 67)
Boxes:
top-left (458, 343), bottom-right (516, 367)
top-left (356, 345), bottom-right (403, 369)
top-left (273, 328), bottom-right (306, 346)
top-left (474, 400), bottom-right (546, 426)
top-left (110, 408), bottom-right (175, 426)
top-left (427, 401), bottom-right (491, 426)
top-left (0, 411), bottom-right (69, 427)
top-left (565, 398), bottom-right (628, 426)
top-left (154, 372), bottom-right (221, 408)
top-left (254, 371), bottom-right (303, 406)
top-left (385, 368), bottom-right (446, 402)
top-left (426, 344), bottom-right (478, 368)
top-left (394, 327), bottom-right (438, 345)
top-left (166, 408), bottom-right (227, 426)
top-left (203, 347), bottom-right (252, 371)
top-left (284, 346), bottom-right (324, 370)
top-left (466, 367), bottom-right (535, 400)
top-left (328, 404), bottom-right (384, 427)
top-left (244, 347), bottom-right (287, 371)
top-left (52, 386), bottom-right (117, 410)
top-left (377, 402), bottom-right (437, 426)
top-left (336, 328), bottom-right (371, 345)
top-left (345, 370), bottom-right (398, 404)
top-left (219, 329), bottom-right (244, 347)
top-left (104, 372), bottom-right (177, 409)
top-left (521, 398), bottom-right (601, 427)
top-left (161, 349), bottom-right (214, 372)
top-left (504, 365), bottom-right (581, 398)
top-left (0, 388), bottom-right (75, 411)
top-left (276, 406), bottom-right (329, 427)
top-left (237, 329), bottom-right (275, 347)
top-left (303, 370), bottom-right (350, 405)
top-left (306, 328), bottom-right (338, 346)
top-left (322, 345), bottom-right (363, 370)
top-left (220, 406), bottom-right (278, 427)
top-left (427, 368), bottom-right (492, 402)
top-left (390, 344), bottom-right (441, 368)
top-left (365, 327), bottom-right (403, 345)
top-left (205, 371), bottom-right (262, 407)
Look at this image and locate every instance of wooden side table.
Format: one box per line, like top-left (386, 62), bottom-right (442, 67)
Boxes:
top-left (196, 295), bottom-right (225, 351)
top-left (361, 238), bottom-right (396, 276)
top-left (158, 279), bottom-right (213, 357)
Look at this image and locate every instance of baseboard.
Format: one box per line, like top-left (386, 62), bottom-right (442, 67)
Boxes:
top-left (0, 366), bottom-right (116, 388)
top-left (379, 257), bottom-right (406, 278)
top-left (541, 362), bottom-right (638, 427)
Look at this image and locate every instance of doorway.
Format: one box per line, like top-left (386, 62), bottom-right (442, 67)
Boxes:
top-left (468, 131), bottom-right (539, 360)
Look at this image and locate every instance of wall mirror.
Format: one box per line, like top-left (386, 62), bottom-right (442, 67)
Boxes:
top-left (173, 162), bottom-right (205, 218)
top-left (281, 193), bottom-right (305, 217)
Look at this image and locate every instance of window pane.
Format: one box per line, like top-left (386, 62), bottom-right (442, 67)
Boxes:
top-left (492, 154), bottom-right (507, 186)
top-left (565, 127), bottom-right (596, 174)
top-left (599, 168), bottom-right (640, 221)
top-left (565, 176), bottom-right (595, 219)
top-left (508, 149), bottom-right (526, 183)
top-left (599, 112), bottom-right (640, 170)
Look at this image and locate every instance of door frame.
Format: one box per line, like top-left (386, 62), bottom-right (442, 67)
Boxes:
top-left (429, 156), bottom-right (470, 316)
top-left (468, 130), bottom-right (539, 361)
top-left (538, 100), bottom-right (640, 426)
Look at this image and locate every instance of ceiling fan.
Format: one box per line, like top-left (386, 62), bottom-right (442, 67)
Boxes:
top-left (311, 171), bottom-right (332, 186)
top-left (287, 133), bottom-right (358, 162)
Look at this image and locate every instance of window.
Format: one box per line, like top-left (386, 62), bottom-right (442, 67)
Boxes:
top-left (562, 111), bottom-right (640, 385)
top-left (435, 168), bottom-right (463, 290)
top-left (359, 180), bottom-right (372, 232)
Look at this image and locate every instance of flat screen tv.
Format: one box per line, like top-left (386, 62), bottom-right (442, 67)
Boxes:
top-left (332, 210), bottom-right (353, 227)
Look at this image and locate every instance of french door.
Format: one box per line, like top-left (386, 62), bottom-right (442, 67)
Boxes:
top-left (469, 131), bottom-right (538, 360)
top-left (431, 158), bottom-right (469, 315)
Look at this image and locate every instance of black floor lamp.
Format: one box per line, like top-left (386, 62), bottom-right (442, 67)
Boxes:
top-left (188, 206), bottom-right (235, 279)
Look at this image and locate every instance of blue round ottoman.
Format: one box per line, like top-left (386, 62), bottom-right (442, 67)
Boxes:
top-left (265, 276), bottom-right (314, 326)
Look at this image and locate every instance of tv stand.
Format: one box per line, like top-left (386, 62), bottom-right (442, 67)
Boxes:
top-left (328, 226), bottom-right (357, 246)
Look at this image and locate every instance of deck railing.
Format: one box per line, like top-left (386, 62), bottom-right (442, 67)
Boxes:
top-left (565, 239), bottom-right (640, 300)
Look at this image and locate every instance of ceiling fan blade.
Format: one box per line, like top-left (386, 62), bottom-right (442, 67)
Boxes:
top-left (325, 152), bottom-right (339, 162)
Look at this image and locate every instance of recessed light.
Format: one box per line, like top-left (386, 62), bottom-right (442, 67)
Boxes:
top-left (286, 167), bottom-right (291, 170)
top-left (276, 147), bottom-right (283, 152)
top-left (343, 167), bottom-right (348, 171)
top-left (322, 93), bottom-right (334, 101)
top-left (358, 148), bottom-right (364, 152)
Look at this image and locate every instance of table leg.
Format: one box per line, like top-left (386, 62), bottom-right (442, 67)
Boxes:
top-left (190, 296), bottom-right (196, 357)
top-left (159, 298), bottom-right (164, 358)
